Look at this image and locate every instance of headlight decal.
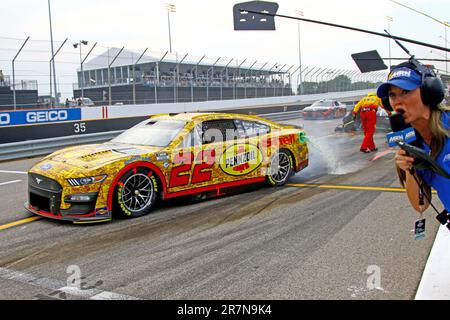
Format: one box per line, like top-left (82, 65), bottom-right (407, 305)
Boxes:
top-left (67, 175), bottom-right (106, 187)
top-left (65, 193), bottom-right (98, 202)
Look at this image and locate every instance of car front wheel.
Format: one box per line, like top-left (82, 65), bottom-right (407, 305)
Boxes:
top-left (114, 167), bottom-right (158, 218)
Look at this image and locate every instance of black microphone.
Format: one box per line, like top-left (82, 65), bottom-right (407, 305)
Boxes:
top-left (386, 111), bottom-right (415, 146)
top-left (386, 110), bottom-right (422, 148)
top-left (389, 111), bottom-right (408, 132)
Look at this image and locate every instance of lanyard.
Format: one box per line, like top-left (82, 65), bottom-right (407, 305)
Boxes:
top-left (410, 168), bottom-right (450, 231)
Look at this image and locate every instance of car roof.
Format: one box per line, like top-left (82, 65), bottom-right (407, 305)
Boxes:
top-left (150, 112), bottom-right (279, 125)
top-left (315, 99), bottom-right (336, 102)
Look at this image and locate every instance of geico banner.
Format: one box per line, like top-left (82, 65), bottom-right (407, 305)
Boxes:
top-left (0, 108), bottom-right (81, 127)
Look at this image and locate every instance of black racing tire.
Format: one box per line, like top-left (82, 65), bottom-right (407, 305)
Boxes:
top-left (266, 149), bottom-right (294, 187)
top-left (113, 167), bottom-right (158, 218)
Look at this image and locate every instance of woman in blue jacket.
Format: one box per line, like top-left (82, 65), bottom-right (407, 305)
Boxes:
top-left (377, 62), bottom-right (450, 214)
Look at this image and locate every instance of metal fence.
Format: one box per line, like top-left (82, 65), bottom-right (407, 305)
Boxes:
top-left (70, 55), bottom-right (388, 106)
top-left (0, 36), bottom-right (389, 109)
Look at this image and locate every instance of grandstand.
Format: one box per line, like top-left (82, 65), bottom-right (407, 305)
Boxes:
top-left (73, 48), bottom-right (293, 105)
top-left (0, 74), bottom-right (38, 111)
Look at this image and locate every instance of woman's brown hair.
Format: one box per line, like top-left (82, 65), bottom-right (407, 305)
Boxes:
top-left (397, 103), bottom-right (450, 187)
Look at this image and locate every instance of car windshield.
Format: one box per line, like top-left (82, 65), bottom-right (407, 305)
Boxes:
top-left (111, 119), bottom-right (186, 147)
top-left (311, 101), bottom-right (333, 107)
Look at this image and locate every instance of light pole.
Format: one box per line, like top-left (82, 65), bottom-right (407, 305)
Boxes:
top-left (386, 16), bottom-right (393, 69)
top-left (49, 38), bottom-right (67, 107)
top-left (296, 9), bottom-right (304, 95)
top-left (48, 0), bottom-right (58, 105)
top-left (165, 3), bottom-right (176, 54)
top-left (73, 40), bottom-right (89, 98)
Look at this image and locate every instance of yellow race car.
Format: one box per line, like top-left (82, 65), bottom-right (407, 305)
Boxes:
top-left (25, 112), bottom-right (309, 223)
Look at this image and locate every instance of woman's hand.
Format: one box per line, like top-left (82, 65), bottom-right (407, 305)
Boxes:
top-left (395, 149), bottom-right (416, 172)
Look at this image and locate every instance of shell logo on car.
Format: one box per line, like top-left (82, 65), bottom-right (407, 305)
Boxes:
top-left (24, 112), bottom-right (309, 224)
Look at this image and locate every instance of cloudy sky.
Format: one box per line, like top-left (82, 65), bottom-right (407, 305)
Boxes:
top-left (1, 0), bottom-right (448, 99)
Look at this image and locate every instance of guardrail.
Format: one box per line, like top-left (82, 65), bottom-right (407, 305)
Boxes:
top-left (0, 110), bottom-right (305, 162)
top-left (260, 110), bottom-right (302, 121)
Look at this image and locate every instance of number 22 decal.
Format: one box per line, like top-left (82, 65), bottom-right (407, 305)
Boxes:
top-left (169, 149), bottom-right (216, 188)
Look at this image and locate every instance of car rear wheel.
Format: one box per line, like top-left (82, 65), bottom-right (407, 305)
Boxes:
top-left (114, 168), bottom-right (158, 218)
top-left (266, 150), bottom-right (293, 186)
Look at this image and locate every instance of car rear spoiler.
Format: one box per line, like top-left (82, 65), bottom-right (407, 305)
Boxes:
top-left (282, 124), bottom-right (304, 130)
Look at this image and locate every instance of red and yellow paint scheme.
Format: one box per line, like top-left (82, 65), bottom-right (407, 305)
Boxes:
top-left (25, 112), bottom-right (309, 223)
top-left (302, 99), bottom-right (347, 120)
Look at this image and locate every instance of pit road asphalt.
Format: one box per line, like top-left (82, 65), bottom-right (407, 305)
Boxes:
top-left (0, 118), bottom-right (441, 300)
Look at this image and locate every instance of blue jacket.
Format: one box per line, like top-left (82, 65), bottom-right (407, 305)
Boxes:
top-left (416, 111), bottom-right (450, 211)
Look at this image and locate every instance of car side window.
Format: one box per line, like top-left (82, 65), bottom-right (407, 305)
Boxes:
top-left (240, 120), bottom-right (270, 137)
top-left (201, 119), bottom-right (237, 144)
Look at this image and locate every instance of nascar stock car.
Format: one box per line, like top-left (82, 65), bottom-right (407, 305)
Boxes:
top-left (302, 99), bottom-right (347, 120)
top-left (25, 112), bottom-right (309, 223)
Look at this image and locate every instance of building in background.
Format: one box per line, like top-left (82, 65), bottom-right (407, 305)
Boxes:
top-left (0, 74), bottom-right (38, 111)
top-left (73, 48), bottom-right (293, 105)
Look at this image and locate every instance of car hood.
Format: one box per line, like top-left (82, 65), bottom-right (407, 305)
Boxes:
top-left (40, 142), bottom-right (162, 170)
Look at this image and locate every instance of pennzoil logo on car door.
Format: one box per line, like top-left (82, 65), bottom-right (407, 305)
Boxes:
top-left (220, 143), bottom-right (263, 176)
